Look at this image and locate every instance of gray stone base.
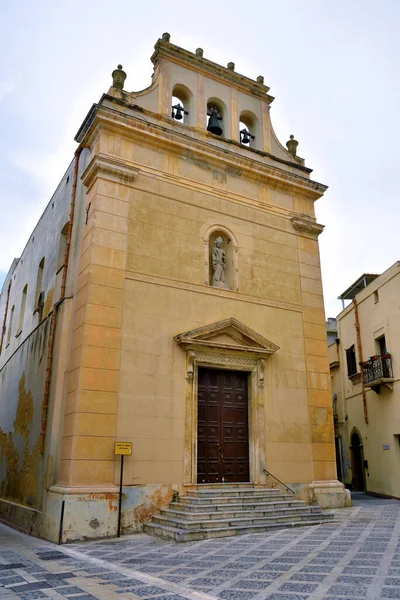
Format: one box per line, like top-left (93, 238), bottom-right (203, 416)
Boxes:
top-left (309, 480), bottom-right (351, 508)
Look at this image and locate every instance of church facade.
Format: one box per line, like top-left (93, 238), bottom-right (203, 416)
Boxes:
top-left (0, 34), bottom-right (348, 542)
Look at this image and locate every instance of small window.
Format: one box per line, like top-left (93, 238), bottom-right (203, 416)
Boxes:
top-left (17, 284), bottom-right (28, 334)
top-left (57, 223), bottom-right (69, 272)
top-left (35, 257), bottom-right (45, 307)
top-left (6, 305), bottom-right (14, 345)
top-left (374, 290), bottom-right (379, 303)
top-left (346, 345), bottom-right (357, 377)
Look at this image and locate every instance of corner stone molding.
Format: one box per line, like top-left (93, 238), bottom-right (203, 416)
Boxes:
top-left (291, 214), bottom-right (324, 237)
top-left (81, 152), bottom-right (140, 191)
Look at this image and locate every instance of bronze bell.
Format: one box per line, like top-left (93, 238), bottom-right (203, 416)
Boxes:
top-left (207, 114), bottom-right (223, 136)
top-left (174, 105), bottom-right (183, 120)
top-left (241, 129), bottom-right (250, 144)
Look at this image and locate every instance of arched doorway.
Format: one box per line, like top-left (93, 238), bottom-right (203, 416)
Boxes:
top-left (350, 430), bottom-right (365, 491)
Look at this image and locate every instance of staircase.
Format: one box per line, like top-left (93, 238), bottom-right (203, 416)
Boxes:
top-left (144, 484), bottom-right (334, 542)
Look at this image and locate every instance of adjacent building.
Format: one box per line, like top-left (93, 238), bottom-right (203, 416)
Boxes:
top-left (330, 263), bottom-right (400, 498)
top-left (0, 34), bottom-right (347, 542)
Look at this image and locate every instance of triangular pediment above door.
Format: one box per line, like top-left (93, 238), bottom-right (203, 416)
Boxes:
top-left (174, 318), bottom-right (279, 356)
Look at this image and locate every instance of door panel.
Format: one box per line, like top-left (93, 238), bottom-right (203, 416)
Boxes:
top-left (197, 367), bottom-right (250, 483)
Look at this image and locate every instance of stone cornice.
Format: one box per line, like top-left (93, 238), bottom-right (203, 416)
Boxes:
top-left (151, 40), bottom-right (274, 104)
top-left (291, 215), bottom-right (325, 236)
top-left (81, 153), bottom-right (139, 191)
top-left (77, 104), bottom-right (328, 200)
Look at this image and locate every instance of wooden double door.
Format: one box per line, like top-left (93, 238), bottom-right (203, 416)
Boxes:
top-left (197, 367), bottom-right (250, 483)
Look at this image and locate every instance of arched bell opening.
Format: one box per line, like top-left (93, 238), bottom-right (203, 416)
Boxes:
top-left (239, 110), bottom-right (259, 149)
top-left (171, 84), bottom-right (193, 125)
top-left (206, 98), bottom-right (226, 137)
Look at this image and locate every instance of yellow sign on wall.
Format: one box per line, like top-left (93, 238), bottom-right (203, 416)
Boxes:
top-left (114, 442), bottom-right (132, 455)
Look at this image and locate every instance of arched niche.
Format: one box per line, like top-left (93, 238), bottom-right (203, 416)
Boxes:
top-left (239, 110), bottom-right (261, 150)
top-left (349, 427), bottom-right (366, 492)
top-left (172, 83), bottom-right (194, 125)
top-left (206, 97), bottom-right (228, 138)
top-left (203, 225), bottom-right (238, 292)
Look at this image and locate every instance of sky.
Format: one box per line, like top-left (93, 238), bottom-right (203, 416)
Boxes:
top-left (0, 0), bottom-right (399, 317)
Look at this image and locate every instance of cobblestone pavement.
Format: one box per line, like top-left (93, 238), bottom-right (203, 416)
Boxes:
top-left (0, 494), bottom-right (399, 600)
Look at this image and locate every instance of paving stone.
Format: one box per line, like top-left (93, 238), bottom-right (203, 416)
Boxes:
top-left (40, 572), bottom-right (76, 581)
top-left (51, 585), bottom-right (87, 595)
top-left (289, 572), bottom-right (324, 582)
top-left (258, 594), bottom-right (308, 600)
top-left (271, 557), bottom-right (300, 564)
top-left (210, 569), bottom-right (246, 577)
top-left (16, 593), bottom-right (49, 600)
top-left (127, 586), bottom-right (172, 597)
top-left (169, 567), bottom-right (204, 574)
top-left (61, 596), bottom-right (97, 600)
top-left (161, 575), bottom-right (185, 583)
top-left (278, 582), bottom-right (319, 593)
top-left (381, 590), bottom-right (400, 599)
top-left (246, 571), bottom-right (281, 580)
top-left (9, 582), bottom-right (51, 592)
top-left (144, 597), bottom-right (187, 600)
top-left (1, 575), bottom-right (27, 586)
top-left (0, 564), bottom-right (26, 570)
top-left (336, 576), bottom-right (374, 585)
top-left (114, 579), bottom-right (147, 588)
top-left (235, 579), bottom-right (272, 589)
top-left (188, 577), bottom-right (224, 588)
top-left (343, 566), bottom-right (379, 575)
top-left (328, 584), bottom-right (371, 596)
top-left (36, 552), bottom-right (71, 561)
top-left (219, 591), bottom-right (259, 599)
top-left (348, 559), bottom-right (382, 566)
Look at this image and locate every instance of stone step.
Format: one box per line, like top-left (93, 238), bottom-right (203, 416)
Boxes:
top-left (161, 505), bottom-right (320, 522)
top-left (169, 499), bottom-right (305, 512)
top-left (179, 493), bottom-right (295, 505)
top-left (144, 484), bottom-right (334, 542)
top-left (187, 487), bottom-right (281, 497)
top-left (196, 483), bottom-right (256, 489)
top-left (144, 516), bottom-right (334, 543)
top-left (151, 510), bottom-right (331, 531)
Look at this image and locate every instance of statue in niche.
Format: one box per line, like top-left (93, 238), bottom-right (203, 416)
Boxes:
top-left (212, 237), bottom-right (229, 289)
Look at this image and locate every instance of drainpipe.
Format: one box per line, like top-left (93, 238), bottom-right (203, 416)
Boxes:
top-left (0, 279), bottom-right (12, 355)
top-left (353, 297), bottom-right (368, 425)
top-left (40, 149), bottom-right (82, 454)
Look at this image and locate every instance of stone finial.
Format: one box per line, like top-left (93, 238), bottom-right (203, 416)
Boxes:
top-left (257, 75), bottom-right (264, 84)
top-left (286, 134), bottom-right (298, 157)
top-left (227, 62), bottom-right (235, 71)
top-left (112, 65), bottom-right (127, 90)
top-left (196, 48), bottom-right (204, 58)
top-left (162, 32), bottom-right (171, 42)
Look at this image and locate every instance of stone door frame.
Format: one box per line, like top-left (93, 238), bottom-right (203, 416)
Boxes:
top-left (175, 318), bottom-right (279, 488)
top-left (184, 350), bottom-right (266, 486)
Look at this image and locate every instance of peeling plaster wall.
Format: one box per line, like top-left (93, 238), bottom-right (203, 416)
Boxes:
top-left (0, 149), bottom-right (90, 534)
top-left (0, 319), bottom-right (49, 510)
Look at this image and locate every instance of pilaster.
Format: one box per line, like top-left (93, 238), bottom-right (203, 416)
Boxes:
top-left (296, 231), bottom-right (337, 483)
top-left (57, 153), bottom-right (139, 489)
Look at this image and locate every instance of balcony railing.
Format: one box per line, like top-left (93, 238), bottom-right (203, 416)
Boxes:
top-left (361, 354), bottom-right (393, 385)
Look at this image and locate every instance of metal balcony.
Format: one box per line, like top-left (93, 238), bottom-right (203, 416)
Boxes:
top-left (361, 354), bottom-right (394, 392)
